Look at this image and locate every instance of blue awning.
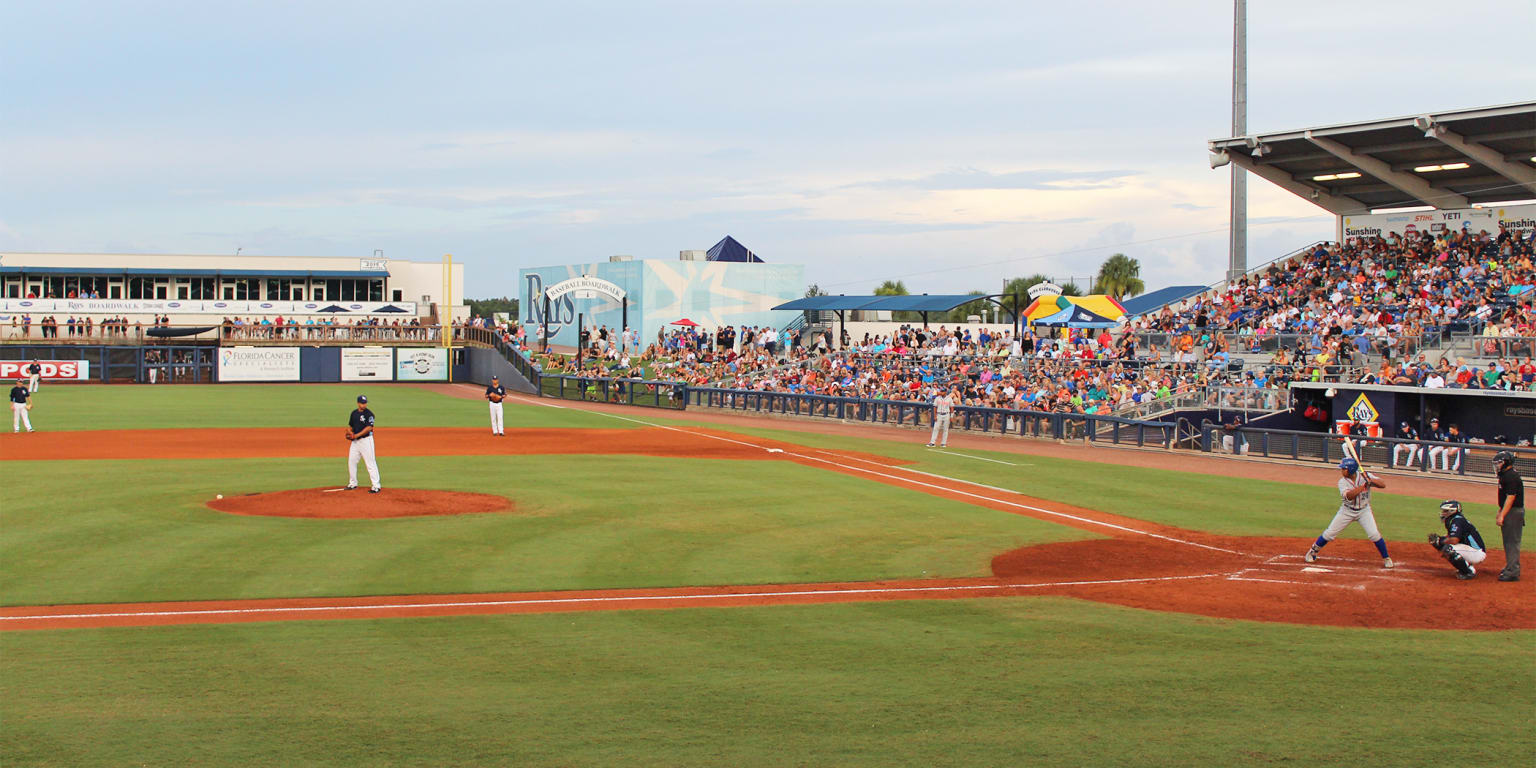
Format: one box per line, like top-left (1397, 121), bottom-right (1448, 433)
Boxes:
top-left (0, 266), bottom-right (388, 278)
top-left (1119, 285), bottom-right (1207, 317)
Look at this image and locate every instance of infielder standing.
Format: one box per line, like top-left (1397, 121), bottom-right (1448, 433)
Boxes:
top-left (26, 360), bottom-right (42, 392)
top-left (927, 387), bottom-right (954, 448)
top-left (1426, 500), bottom-right (1486, 580)
top-left (486, 376), bottom-right (506, 436)
top-left (10, 378), bottom-right (34, 433)
top-left (1494, 450), bottom-right (1524, 582)
top-left (1304, 457), bottom-right (1394, 568)
top-left (345, 394), bottom-right (381, 493)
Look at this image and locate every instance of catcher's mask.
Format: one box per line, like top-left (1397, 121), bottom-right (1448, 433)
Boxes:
top-left (1439, 499), bottom-right (1462, 519)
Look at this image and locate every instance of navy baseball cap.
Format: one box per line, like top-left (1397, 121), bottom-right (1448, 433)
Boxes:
top-left (357, 395), bottom-right (368, 403)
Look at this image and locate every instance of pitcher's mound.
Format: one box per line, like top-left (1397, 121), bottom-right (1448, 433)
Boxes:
top-left (209, 488), bottom-right (511, 519)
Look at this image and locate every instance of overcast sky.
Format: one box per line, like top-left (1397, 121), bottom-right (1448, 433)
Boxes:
top-left (3, 1), bottom-right (1532, 298)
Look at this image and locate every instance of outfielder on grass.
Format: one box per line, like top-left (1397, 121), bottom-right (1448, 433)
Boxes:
top-left (1304, 457), bottom-right (1394, 568)
top-left (1427, 500), bottom-right (1487, 581)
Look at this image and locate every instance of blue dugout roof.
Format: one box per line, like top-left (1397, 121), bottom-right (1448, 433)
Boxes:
top-left (1118, 285), bottom-right (1207, 317)
top-left (0, 266), bottom-right (388, 279)
top-left (774, 294), bottom-right (989, 312)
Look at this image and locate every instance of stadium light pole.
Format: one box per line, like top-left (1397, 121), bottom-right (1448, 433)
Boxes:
top-left (1228, 0), bottom-right (1247, 285)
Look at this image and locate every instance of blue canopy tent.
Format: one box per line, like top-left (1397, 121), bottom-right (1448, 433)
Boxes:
top-left (1031, 304), bottom-right (1121, 329)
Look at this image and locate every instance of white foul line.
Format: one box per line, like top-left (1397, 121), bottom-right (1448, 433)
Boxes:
top-left (0, 573), bottom-right (1224, 624)
top-left (586, 409), bottom-right (1241, 555)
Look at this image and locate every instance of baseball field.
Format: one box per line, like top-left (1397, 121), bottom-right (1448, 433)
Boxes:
top-left (2, 383), bottom-right (1532, 766)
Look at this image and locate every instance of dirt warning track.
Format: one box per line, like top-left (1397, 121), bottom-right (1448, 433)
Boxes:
top-left (2, 425), bottom-right (1530, 631)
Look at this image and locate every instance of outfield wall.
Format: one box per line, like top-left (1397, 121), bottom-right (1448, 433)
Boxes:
top-left (0, 345), bottom-right (470, 385)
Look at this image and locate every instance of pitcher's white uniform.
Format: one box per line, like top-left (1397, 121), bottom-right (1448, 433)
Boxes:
top-left (486, 380), bottom-right (506, 436)
top-left (928, 391), bottom-right (953, 448)
top-left (346, 396), bottom-right (381, 492)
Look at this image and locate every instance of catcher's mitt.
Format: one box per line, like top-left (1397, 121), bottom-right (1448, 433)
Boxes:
top-left (1427, 533), bottom-right (1446, 549)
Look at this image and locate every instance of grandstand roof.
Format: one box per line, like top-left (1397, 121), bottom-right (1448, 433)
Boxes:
top-left (1119, 285), bottom-right (1208, 317)
top-left (774, 294), bottom-right (986, 312)
top-left (0, 266), bottom-right (386, 278)
top-left (1209, 101), bottom-right (1536, 214)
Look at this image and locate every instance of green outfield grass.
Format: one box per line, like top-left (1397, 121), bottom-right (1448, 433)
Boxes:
top-left (12, 383), bottom-right (623, 431)
top-left (0, 455), bottom-right (1087, 606)
top-left (3, 384), bottom-right (1530, 767)
top-left (3, 599), bottom-right (1530, 767)
top-left (651, 420), bottom-right (1507, 541)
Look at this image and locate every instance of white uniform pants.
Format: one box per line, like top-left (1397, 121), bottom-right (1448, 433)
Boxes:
top-left (348, 435), bottom-right (380, 489)
top-left (12, 403), bottom-right (32, 432)
top-left (29, 374), bottom-right (40, 391)
top-left (1321, 505), bottom-right (1382, 542)
top-left (929, 413), bottom-right (951, 446)
top-left (1448, 543), bottom-right (1487, 569)
top-left (1392, 443), bottom-right (1420, 467)
top-left (488, 402), bottom-right (504, 434)
top-left (1428, 446), bottom-right (1462, 471)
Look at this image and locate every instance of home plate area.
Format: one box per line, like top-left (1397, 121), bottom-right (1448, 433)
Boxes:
top-left (1229, 554), bottom-right (1425, 590)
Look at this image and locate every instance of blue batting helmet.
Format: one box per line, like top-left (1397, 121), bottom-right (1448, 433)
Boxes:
top-left (1339, 457), bottom-right (1359, 474)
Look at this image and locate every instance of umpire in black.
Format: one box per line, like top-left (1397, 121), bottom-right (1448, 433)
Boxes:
top-left (1494, 450), bottom-right (1523, 582)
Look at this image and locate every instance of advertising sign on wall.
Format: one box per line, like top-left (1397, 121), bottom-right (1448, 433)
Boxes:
top-left (218, 347), bottom-right (300, 382)
top-left (396, 348), bottom-right (448, 381)
top-left (341, 347), bottom-right (395, 381)
top-left (0, 360), bottom-right (90, 381)
top-left (1341, 203), bottom-right (1536, 240)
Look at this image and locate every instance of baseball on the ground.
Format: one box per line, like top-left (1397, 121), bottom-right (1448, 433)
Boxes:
top-left (216, 494), bottom-right (223, 499)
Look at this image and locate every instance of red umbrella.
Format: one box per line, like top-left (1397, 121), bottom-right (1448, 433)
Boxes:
top-left (670, 318), bottom-right (700, 327)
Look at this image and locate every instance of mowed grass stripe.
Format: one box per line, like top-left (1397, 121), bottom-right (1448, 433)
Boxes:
top-left (0, 455), bottom-right (1087, 606)
top-left (1, 598), bottom-right (1530, 767)
top-left (7, 383), bottom-right (626, 432)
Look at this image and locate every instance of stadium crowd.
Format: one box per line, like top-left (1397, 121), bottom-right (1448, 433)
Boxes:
top-left (1128, 224), bottom-right (1535, 391)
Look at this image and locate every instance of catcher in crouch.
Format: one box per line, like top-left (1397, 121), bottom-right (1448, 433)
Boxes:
top-left (1428, 500), bottom-right (1488, 580)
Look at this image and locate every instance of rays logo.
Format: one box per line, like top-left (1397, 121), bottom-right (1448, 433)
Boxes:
top-left (523, 274), bottom-right (577, 328)
top-left (1347, 393), bottom-right (1379, 423)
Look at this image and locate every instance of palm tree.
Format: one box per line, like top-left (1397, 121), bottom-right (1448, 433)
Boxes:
top-left (1093, 254), bottom-right (1145, 299)
top-left (873, 279), bottom-right (909, 296)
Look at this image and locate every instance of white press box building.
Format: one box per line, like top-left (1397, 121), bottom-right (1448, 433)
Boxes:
top-left (0, 252), bottom-right (466, 322)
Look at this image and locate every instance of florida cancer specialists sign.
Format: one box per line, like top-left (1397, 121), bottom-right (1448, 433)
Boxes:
top-left (396, 348), bottom-right (448, 381)
top-left (341, 347), bottom-right (395, 381)
top-left (218, 347), bottom-right (300, 382)
top-left (1341, 203), bottom-right (1536, 240)
top-left (0, 360), bottom-right (89, 381)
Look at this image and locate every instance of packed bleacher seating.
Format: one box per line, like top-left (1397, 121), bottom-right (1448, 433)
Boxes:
top-left (1127, 223), bottom-right (1535, 391)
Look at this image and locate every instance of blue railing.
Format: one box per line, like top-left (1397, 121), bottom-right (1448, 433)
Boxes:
top-left (1199, 424), bottom-right (1534, 478)
top-left (687, 387), bottom-right (1175, 446)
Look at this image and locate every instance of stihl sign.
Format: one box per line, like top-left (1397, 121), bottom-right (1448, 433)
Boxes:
top-left (0, 360), bottom-right (90, 381)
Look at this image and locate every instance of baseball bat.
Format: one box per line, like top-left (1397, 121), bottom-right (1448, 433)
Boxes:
top-left (1342, 435), bottom-right (1360, 464)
